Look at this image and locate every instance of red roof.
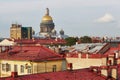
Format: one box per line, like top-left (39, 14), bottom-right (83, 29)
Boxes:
top-left (14, 38), bottom-right (66, 45)
top-left (65, 53), bottom-right (107, 58)
top-left (0, 46), bottom-right (64, 61)
top-left (104, 44), bottom-right (120, 55)
top-left (0, 68), bottom-right (107, 80)
top-left (105, 47), bottom-right (119, 55)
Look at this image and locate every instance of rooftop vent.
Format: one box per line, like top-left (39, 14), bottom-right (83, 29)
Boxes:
top-left (11, 72), bottom-right (18, 78)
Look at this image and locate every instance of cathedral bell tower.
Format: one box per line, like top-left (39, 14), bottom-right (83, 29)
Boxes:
top-left (40, 8), bottom-right (55, 36)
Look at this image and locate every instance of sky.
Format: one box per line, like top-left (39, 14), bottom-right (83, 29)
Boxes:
top-left (0, 0), bottom-right (120, 38)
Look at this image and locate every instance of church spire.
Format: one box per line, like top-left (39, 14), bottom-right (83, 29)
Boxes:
top-left (46, 8), bottom-right (49, 15)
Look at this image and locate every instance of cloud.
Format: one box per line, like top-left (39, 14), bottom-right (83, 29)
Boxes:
top-left (95, 13), bottom-right (115, 23)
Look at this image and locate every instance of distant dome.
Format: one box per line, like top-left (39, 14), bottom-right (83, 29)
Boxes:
top-left (41, 8), bottom-right (53, 22)
top-left (42, 15), bottom-right (53, 21)
top-left (40, 8), bottom-right (55, 37)
top-left (52, 29), bottom-right (57, 35)
top-left (59, 29), bottom-right (64, 35)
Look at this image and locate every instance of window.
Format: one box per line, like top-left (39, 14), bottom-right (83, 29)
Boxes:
top-left (20, 65), bottom-right (24, 73)
top-left (2, 64), bottom-right (6, 71)
top-left (14, 65), bottom-right (17, 72)
top-left (27, 66), bottom-right (32, 74)
top-left (6, 63), bottom-right (11, 72)
top-left (2, 63), bottom-right (11, 72)
top-left (52, 65), bottom-right (57, 72)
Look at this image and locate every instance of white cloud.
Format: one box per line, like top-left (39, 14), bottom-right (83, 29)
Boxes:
top-left (95, 13), bottom-right (115, 23)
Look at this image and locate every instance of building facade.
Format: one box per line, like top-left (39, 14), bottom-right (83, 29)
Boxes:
top-left (21, 27), bottom-right (32, 39)
top-left (10, 24), bottom-right (32, 39)
top-left (10, 24), bottom-right (22, 39)
top-left (0, 46), bottom-right (66, 77)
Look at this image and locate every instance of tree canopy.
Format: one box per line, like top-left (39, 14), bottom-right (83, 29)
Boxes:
top-left (80, 36), bottom-right (92, 43)
top-left (65, 37), bottom-right (78, 46)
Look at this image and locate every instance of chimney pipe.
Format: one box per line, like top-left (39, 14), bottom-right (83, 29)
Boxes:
top-left (107, 66), bottom-right (112, 79)
top-left (69, 63), bottom-right (73, 70)
top-left (11, 72), bottom-right (18, 78)
top-left (97, 68), bottom-right (101, 76)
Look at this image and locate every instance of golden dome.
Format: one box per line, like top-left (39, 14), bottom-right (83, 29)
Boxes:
top-left (42, 15), bottom-right (53, 21)
top-left (42, 8), bottom-right (53, 22)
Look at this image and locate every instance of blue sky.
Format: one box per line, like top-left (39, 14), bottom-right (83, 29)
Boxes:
top-left (0, 0), bottom-right (120, 38)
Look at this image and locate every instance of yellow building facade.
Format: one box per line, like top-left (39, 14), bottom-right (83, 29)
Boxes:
top-left (0, 60), bottom-right (66, 77)
top-left (10, 24), bottom-right (22, 39)
top-left (0, 46), bottom-right (66, 77)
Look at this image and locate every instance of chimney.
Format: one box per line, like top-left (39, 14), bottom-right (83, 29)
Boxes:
top-left (107, 60), bottom-right (112, 66)
top-left (86, 54), bottom-right (89, 59)
top-left (114, 53), bottom-right (117, 65)
top-left (68, 63), bottom-right (73, 70)
top-left (70, 63), bottom-right (73, 70)
top-left (107, 66), bottom-right (112, 79)
top-left (97, 68), bottom-right (101, 76)
top-left (78, 53), bottom-right (81, 58)
top-left (11, 72), bottom-right (18, 78)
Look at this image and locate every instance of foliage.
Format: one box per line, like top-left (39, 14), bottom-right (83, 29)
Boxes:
top-left (65, 37), bottom-right (78, 46)
top-left (80, 36), bottom-right (92, 43)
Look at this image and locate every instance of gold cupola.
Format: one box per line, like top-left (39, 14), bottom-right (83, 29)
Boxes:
top-left (42, 8), bottom-right (53, 22)
top-left (40, 8), bottom-right (55, 36)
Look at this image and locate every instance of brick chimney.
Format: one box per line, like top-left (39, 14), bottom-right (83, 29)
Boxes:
top-left (11, 72), bottom-right (18, 78)
top-left (68, 63), bottom-right (73, 70)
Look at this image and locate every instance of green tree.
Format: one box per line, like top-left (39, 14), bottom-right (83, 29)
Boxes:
top-left (65, 37), bottom-right (78, 46)
top-left (80, 36), bottom-right (92, 43)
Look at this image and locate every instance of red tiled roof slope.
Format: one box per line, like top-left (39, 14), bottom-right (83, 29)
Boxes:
top-left (0, 46), bottom-right (64, 61)
top-left (0, 69), bottom-right (107, 80)
top-left (15, 39), bottom-right (66, 45)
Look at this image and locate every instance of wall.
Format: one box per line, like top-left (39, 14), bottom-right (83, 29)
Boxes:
top-left (0, 59), bottom-right (66, 77)
top-left (0, 60), bottom-right (29, 77)
top-left (66, 53), bottom-right (107, 69)
top-left (66, 58), bottom-right (106, 69)
top-left (33, 60), bottom-right (66, 73)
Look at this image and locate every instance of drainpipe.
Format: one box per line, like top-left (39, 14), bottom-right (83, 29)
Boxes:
top-left (29, 60), bottom-right (33, 74)
top-left (44, 61), bottom-right (47, 72)
top-left (117, 65), bottom-right (119, 80)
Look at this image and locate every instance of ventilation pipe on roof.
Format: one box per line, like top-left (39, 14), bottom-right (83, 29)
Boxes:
top-left (89, 66), bottom-right (101, 75)
top-left (11, 72), bottom-right (18, 78)
top-left (113, 53), bottom-right (117, 65)
top-left (107, 66), bottom-right (112, 79)
top-left (107, 60), bottom-right (112, 66)
top-left (69, 63), bottom-right (73, 71)
top-left (68, 63), bottom-right (73, 70)
top-left (115, 50), bottom-right (120, 58)
top-left (97, 68), bottom-right (101, 76)
top-left (86, 54), bottom-right (89, 59)
top-left (78, 53), bottom-right (81, 58)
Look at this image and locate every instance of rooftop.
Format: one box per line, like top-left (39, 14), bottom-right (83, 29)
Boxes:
top-left (0, 68), bottom-right (107, 80)
top-left (14, 38), bottom-right (66, 45)
top-left (0, 46), bottom-right (64, 61)
top-left (70, 43), bottom-right (106, 53)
